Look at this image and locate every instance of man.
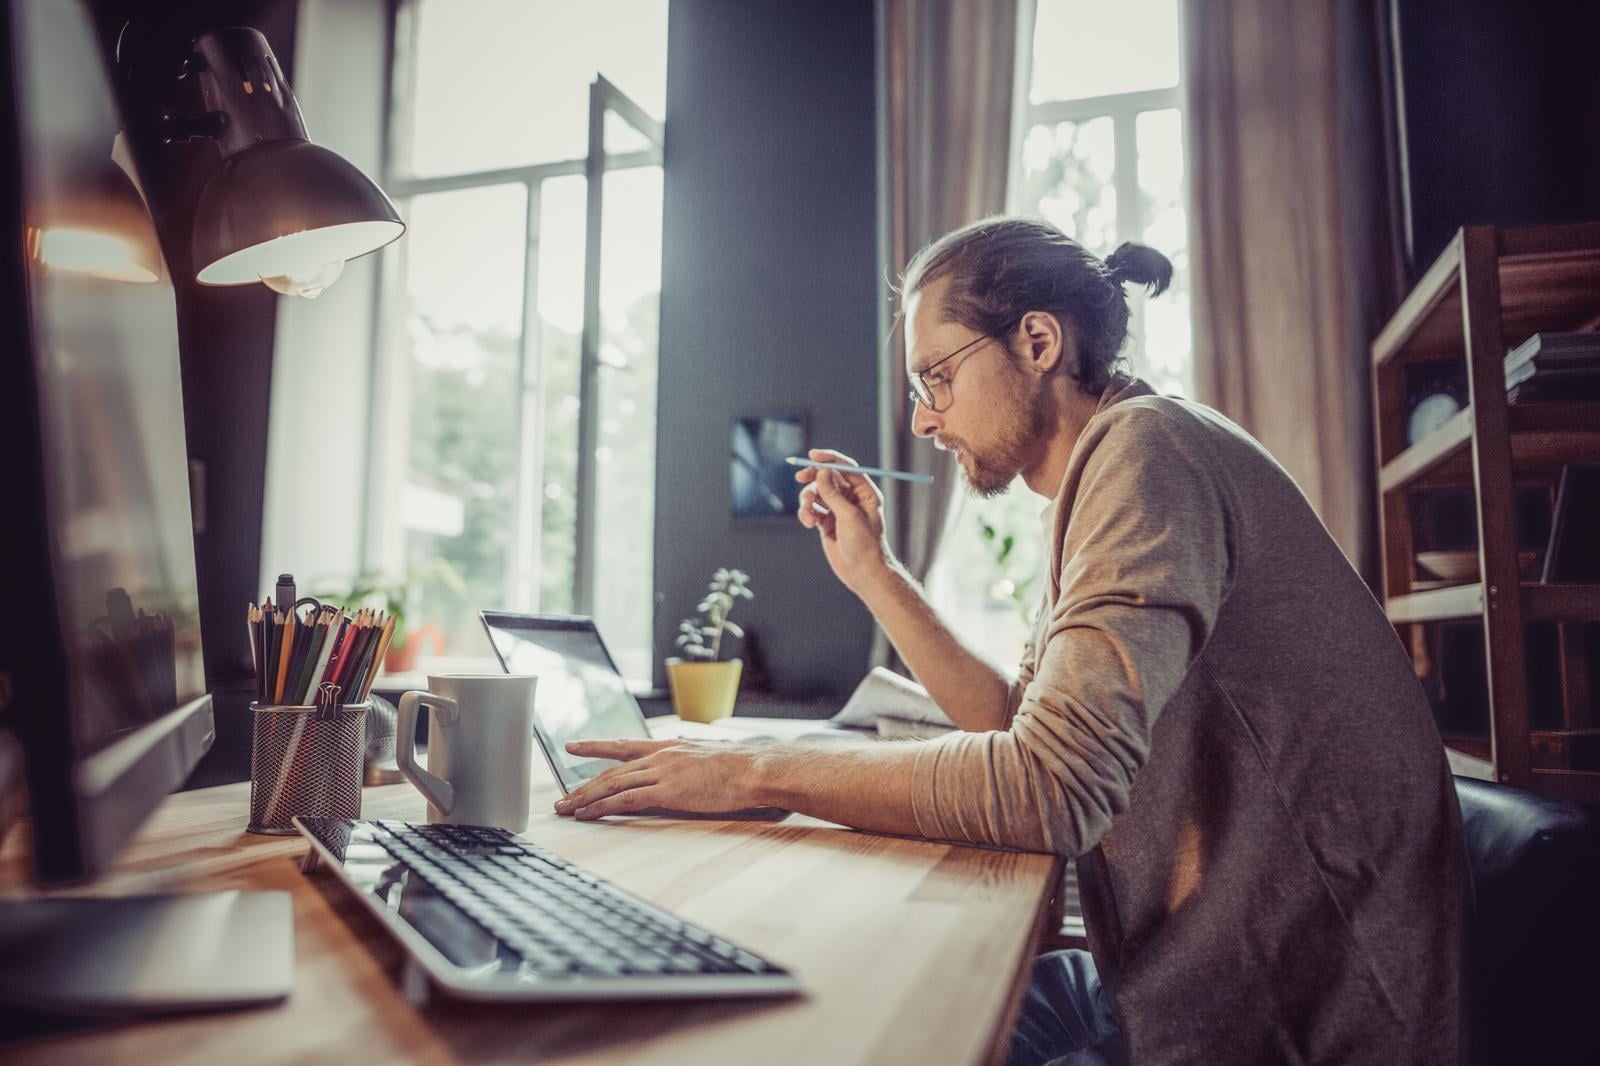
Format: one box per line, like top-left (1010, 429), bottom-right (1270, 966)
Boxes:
top-left (557, 218), bottom-right (1463, 1064)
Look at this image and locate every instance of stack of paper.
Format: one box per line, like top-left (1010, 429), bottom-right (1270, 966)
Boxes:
top-left (832, 668), bottom-right (957, 738)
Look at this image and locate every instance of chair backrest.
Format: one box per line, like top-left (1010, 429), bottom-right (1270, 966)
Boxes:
top-left (1454, 776), bottom-right (1600, 1065)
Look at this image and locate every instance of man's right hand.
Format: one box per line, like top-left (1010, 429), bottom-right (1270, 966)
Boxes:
top-left (795, 449), bottom-right (897, 596)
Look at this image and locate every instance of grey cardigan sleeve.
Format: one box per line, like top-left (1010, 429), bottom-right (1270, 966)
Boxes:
top-left (910, 407), bottom-right (1234, 856)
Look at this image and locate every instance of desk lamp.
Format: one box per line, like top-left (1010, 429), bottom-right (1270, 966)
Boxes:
top-left (27, 155), bottom-right (162, 284)
top-left (117, 23), bottom-right (404, 298)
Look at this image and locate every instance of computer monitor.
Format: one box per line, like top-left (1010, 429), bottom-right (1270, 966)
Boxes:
top-left (0, 0), bottom-right (212, 885)
top-left (0, 0), bottom-right (290, 1018)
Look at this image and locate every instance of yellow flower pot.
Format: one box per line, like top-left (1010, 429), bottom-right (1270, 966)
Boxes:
top-left (665, 658), bottom-right (742, 723)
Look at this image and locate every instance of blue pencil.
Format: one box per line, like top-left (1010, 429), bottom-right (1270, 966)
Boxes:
top-left (785, 456), bottom-right (934, 484)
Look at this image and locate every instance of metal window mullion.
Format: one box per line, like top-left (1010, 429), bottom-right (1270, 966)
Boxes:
top-left (385, 0), bottom-right (419, 188)
top-left (1112, 105), bottom-right (1144, 369)
top-left (1113, 104), bottom-right (1141, 241)
top-left (595, 73), bottom-right (663, 148)
top-left (369, 200), bottom-right (414, 577)
top-left (572, 79), bottom-right (606, 614)
top-left (387, 151), bottom-right (660, 200)
top-left (360, 1), bottom-right (407, 574)
top-left (1028, 85), bottom-right (1178, 127)
top-left (510, 180), bottom-right (546, 612)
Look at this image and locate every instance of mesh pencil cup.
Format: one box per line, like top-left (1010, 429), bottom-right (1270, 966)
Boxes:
top-left (247, 701), bottom-right (369, 835)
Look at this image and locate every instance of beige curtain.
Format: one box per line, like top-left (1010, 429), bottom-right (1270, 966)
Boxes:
top-left (875, 0), bottom-right (1024, 644)
top-left (1184, 0), bottom-right (1403, 581)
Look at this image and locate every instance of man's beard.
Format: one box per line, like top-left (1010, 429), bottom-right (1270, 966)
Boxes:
top-left (955, 378), bottom-right (1052, 498)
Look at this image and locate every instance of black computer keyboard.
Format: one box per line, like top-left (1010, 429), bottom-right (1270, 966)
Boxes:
top-left (295, 817), bottom-right (798, 1000)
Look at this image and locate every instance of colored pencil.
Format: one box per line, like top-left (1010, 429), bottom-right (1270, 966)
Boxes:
top-left (273, 610), bottom-right (295, 703)
top-left (247, 592), bottom-right (395, 707)
top-left (247, 605), bottom-right (262, 702)
top-left (360, 616), bottom-right (397, 701)
top-left (306, 610), bottom-right (341, 700)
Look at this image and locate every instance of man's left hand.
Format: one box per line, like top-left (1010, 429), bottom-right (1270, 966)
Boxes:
top-left (553, 738), bottom-right (768, 819)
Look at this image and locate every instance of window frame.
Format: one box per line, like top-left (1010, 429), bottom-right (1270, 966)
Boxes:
top-left (1012, 80), bottom-right (1186, 390)
top-left (930, 7), bottom-right (1193, 667)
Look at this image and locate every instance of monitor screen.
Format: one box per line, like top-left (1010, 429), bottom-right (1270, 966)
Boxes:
top-left (18, 0), bottom-right (205, 754)
top-left (479, 613), bottom-right (645, 791)
top-left (2, 0), bottom-right (212, 881)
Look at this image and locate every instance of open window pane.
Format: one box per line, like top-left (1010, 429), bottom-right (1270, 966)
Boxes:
top-left (1029, 0), bottom-right (1180, 104)
top-left (535, 174), bottom-right (587, 615)
top-left (590, 164), bottom-right (663, 682)
top-left (402, 0), bottom-right (667, 179)
top-left (393, 183), bottom-right (526, 653)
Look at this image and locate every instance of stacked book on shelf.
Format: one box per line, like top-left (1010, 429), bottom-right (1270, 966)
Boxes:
top-left (1505, 332), bottom-right (1600, 403)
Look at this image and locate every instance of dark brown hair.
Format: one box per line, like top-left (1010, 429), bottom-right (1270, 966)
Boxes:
top-left (901, 217), bottom-right (1172, 395)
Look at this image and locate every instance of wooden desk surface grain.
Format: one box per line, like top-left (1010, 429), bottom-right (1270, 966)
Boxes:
top-left (0, 769), bottom-right (1061, 1065)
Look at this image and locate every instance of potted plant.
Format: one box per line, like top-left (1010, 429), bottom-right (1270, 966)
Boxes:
top-left (314, 560), bottom-right (460, 674)
top-left (667, 568), bottom-right (752, 723)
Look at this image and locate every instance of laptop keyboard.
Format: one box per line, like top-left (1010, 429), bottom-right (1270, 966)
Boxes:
top-left (358, 820), bottom-right (787, 980)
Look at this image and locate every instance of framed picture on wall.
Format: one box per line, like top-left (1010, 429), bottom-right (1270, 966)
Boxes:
top-left (731, 414), bottom-right (806, 518)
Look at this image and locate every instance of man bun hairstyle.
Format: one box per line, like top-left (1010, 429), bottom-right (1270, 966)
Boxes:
top-left (901, 217), bottom-right (1173, 395)
top-left (1105, 241), bottom-right (1173, 296)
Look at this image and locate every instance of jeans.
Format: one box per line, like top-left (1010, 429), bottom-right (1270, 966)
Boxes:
top-left (1006, 949), bottom-right (1126, 1066)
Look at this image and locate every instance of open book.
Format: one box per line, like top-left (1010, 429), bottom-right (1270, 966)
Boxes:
top-left (831, 668), bottom-right (957, 739)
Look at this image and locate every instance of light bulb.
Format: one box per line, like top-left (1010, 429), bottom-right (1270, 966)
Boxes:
top-left (260, 259), bottom-right (344, 299)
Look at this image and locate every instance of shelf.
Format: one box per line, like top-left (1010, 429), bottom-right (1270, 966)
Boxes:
top-left (1378, 407), bottom-right (1472, 492)
top-left (1525, 583), bottom-right (1600, 622)
top-left (1371, 222), bottom-right (1600, 367)
top-left (1384, 582), bottom-right (1600, 624)
top-left (1387, 583), bottom-right (1484, 623)
top-left (1378, 402), bottom-right (1600, 494)
top-left (1445, 749), bottom-right (1600, 802)
top-left (1527, 769), bottom-right (1600, 806)
top-left (1374, 223), bottom-right (1600, 801)
top-left (1443, 737), bottom-right (1494, 781)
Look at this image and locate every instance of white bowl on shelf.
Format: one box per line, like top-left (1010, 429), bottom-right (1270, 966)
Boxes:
top-left (1414, 549), bottom-right (1543, 583)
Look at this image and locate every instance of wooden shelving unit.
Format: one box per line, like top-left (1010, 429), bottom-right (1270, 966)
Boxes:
top-left (1373, 222), bottom-right (1600, 804)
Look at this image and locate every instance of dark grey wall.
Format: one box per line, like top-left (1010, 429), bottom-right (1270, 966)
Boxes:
top-left (93, 1), bottom-right (298, 787)
top-left (653, 0), bottom-right (880, 699)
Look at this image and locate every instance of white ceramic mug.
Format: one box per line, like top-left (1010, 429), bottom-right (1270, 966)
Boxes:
top-left (396, 674), bottom-right (537, 833)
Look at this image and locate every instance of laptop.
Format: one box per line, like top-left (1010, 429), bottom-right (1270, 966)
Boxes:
top-left (478, 611), bottom-right (786, 820)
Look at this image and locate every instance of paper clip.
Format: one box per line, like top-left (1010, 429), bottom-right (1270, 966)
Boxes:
top-left (316, 681), bottom-right (343, 722)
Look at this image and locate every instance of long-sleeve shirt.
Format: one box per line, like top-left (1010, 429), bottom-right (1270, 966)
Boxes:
top-left (911, 377), bottom-right (1462, 1064)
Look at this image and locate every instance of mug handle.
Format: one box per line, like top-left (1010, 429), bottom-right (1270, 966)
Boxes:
top-left (396, 691), bottom-right (458, 815)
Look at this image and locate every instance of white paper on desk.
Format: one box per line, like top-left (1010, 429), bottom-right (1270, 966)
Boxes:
top-left (831, 668), bottom-right (956, 732)
top-left (653, 716), bottom-right (865, 744)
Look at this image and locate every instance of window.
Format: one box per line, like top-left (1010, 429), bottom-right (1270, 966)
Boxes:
top-left (927, 0), bottom-right (1192, 668)
top-left (372, 1), bottom-right (666, 680)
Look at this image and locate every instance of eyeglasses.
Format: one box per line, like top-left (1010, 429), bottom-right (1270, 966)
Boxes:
top-left (906, 331), bottom-right (1005, 413)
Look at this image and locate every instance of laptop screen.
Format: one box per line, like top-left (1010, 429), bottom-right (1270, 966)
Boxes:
top-left (478, 612), bottom-right (646, 792)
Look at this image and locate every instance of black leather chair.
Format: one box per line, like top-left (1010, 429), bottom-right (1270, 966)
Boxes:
top-left (1455, 776), bottom-right (1600, 1065)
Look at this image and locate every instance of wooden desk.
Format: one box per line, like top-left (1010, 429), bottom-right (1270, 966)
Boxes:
top-left (1, 743), bottom-right (1061, 1064)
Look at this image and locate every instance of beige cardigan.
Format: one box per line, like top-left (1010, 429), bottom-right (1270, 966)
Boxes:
top-left (910, 378), bottom-right (1462, 1064)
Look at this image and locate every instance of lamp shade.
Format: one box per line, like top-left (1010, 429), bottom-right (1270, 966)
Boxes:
top-left (33, 157), bottom-right (164, 284)
top-left (192, 139), bottom-right (403, 286)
